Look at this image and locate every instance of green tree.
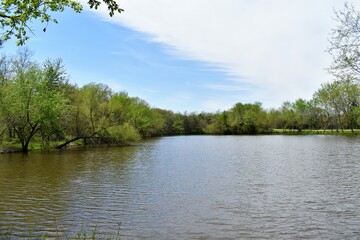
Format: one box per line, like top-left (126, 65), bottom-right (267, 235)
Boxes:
top-left (80, 83), bottom-right (112, 137)
top-left (0, 58), bottom-right (67, 152)
top-left (57, 82), bottom-right (112, 148)
top-left (153, 109), bottom-right (177, 135)
top-left (229, 102), bottom-right (267, 134)
top-left (171, 113), bottom-right (185, 134)
top-left (306, 99), bottom-right (323, 131)
top-left (203, 111), bottom-right (230, 135)
top-left (353, 106), bottom-right (360, 127)
top-left (106, 123), bottom-right (141, 145)
top-left (313, 79), bottom-right (360, 132)
top-left (280, 101), bottom-right (296, 131)
top-left (127, 97), bottom-right (164, 137)
top-left (266, 108), bottom-right (282, 130)
top-left (292, 98), bottom-right (310, 131)
top-left (108, 92), bottom-right (162, 139)
top-left (108, 91), bottom-right (134, 125)
top-left (0, 0), bottom-right (123, 46)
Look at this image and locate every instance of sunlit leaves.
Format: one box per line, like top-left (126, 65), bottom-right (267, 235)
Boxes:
top-left (0, 0), bottom-right (122, 46)
top-left (0, 52), bottom-right (68, 152)
top-left (313, 78), bottom-right (360, 131)
top-left (87, 0), bottom-right (123, 17)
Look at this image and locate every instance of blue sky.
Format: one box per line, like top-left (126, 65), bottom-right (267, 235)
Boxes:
top-left (1, 0), bottom-right (357, 112)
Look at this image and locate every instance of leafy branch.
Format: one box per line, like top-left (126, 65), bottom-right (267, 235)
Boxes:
top-left (0, 0), bottom-right (123, 46)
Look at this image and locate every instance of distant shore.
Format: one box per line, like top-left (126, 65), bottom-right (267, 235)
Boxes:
top-left (272, 129), bottom-right (360, 135)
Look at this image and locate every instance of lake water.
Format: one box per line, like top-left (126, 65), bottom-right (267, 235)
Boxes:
top-left (1, 135), bottom-right (360, 239)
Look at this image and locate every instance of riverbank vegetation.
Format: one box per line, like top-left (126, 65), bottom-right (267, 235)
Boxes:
top-left (1, 3), bottom-right (360, 153)
top-left (1, 49), bottom-right (360, 153)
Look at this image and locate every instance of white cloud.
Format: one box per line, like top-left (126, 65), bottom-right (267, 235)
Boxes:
top-left (90, 0), bottom-right (356, 108)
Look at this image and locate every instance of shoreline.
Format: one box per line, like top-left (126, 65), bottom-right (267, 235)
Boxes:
top-left (1, 130), bottom-right (359, 154)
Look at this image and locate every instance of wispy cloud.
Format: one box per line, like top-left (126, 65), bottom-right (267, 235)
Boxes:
top-left (89, 0), bottom-right (358, 108)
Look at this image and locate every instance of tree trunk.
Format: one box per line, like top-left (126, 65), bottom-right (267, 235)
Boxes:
top-left (22, 142), bottom-right (29, 153)
top-left (56, 132), bottom-right (98, 149)
top-left (56, 136), bottom-right (82, 149)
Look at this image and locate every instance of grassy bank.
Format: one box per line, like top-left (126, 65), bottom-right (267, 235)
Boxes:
top-left (0, 140), bottom-right (82, 154)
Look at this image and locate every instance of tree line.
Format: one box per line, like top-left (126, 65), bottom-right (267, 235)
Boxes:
top-left (1, 3), bottom-right (360, 153)
top-left (1, 49), bottom-right (360, 153)
top-left (0, 49), bottom-right (165, 152)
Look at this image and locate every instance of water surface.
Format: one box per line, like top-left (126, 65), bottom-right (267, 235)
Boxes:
top-left (1, 135), bottom-right (360, 239)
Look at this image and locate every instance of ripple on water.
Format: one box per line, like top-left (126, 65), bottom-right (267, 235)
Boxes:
top-left (1, 136), bottom-right (360, 239)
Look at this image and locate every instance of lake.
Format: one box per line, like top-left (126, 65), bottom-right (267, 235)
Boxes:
top-left (1, 135), bottom-right (360, 239)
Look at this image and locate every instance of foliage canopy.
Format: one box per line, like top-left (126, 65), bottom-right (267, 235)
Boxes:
top-left (2, 50), bottom-right (360, 153)
top-left (0, 0), bottom-right (123, 46)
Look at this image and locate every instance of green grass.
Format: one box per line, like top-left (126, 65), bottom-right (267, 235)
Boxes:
top-left (0, 138), bottom-right (84, 153)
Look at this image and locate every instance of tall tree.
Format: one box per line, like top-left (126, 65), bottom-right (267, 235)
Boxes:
top-left (266, 108), bottom-right (282, 130)
top-left (229, 102), bottom-right (267, 134)
top-left (0, 0), bottom-right (123, 46)
top-left (57, 82), bottom-right (112, 148)
top-left (292, 98), bottom-right (310, 131)
top-left (280, 101), bottom-right (296, 131)
top-left (0, 58), bottom-right (67, 152)
top-left (328, 2), bottom-right (360, 80)
top-left (313, 79), bottom-right (360, 132)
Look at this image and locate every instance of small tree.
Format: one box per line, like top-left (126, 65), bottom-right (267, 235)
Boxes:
top-left (280, 101), bottom-right (296, 131)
